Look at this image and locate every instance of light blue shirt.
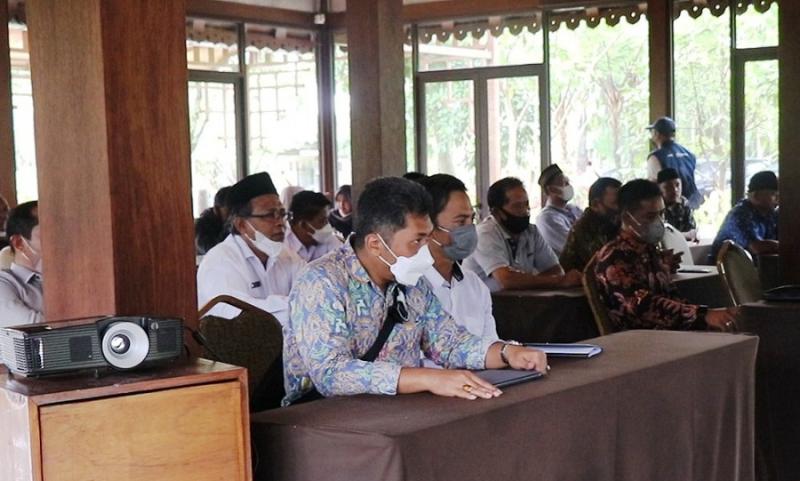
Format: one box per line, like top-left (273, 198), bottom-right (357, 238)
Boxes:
top-left (282, 240), bottom-right (493, 405)
top-left (0, 263), bottom-right (43, 327)
top-left (535, 202), bottom-right (583, 256)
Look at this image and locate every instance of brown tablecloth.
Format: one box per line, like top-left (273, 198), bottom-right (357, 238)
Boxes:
top-left (740, 301), bottom-right (800, 481)
top-left (674, 270), bottom-right (732, 308)
top-left (251, 331), bottom-right (757, 481)
top-left (491, 288), bottom-right (599, 343)
top-left (757, 255), bottom-right (781, 291)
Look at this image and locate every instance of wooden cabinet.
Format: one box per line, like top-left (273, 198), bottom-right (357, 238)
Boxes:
top-left (0, 359), bottom-right (251, 481)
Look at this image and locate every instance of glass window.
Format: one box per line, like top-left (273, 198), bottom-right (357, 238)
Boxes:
top-left (333, 40), bottom-right (351, 187)
top-left (487, 76), bottom-right (542, 209)
top-left (418, 22), bottom-right (543, 72)
top-left (674, 8), bottom-right (731, 238)
top-left (743, 59), bottom-right (779, 181)
top-left (9, 22), bottom-right (37, 203)
top-left (422, 80), bottom-right (477, 200)
top-left (736, 3), bottom-right (778, 49)
top-left (549, 19), bottom-right (650, 210)
top-left (187, 81), bottom-right (239, 217)
top-left (245, 31), bottom-right (320, 194)
top-left (186, 19), bottom-right (239, 73)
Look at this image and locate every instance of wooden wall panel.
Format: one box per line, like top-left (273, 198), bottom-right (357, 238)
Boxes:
top-left (779, 1), bottom-right (800, 283)
top-left (26, 0), bottom-right (196, 328)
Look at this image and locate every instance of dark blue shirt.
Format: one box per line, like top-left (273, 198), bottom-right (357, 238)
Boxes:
top-left (651, 140), bottom-right (700, 208)
top-left (710, 199), bottom-right (778, 261)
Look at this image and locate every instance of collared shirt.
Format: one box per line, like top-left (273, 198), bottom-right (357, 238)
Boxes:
top-left (463, 215), bottom-right (559, 291)
top-left (282, 240), bottom-right (493, 406)
top-left (535, 201), bottom-right (583, 256)
top-left (0, 262), bottom-right (43, 327)
top-left (664, 196), bottom-right (696, 234)
top-left (559, 207), bottom-right (620, 272)
top-left (594, 230), bottom-right (705, 331)
top-left (196, 233), bottom-right (305, 324)
top-left (284, 228), bottom-right (342, 263)
top-left (710, 199), bottom-right (778, 262)
top-left (421, 263), bottom-right (499, 368)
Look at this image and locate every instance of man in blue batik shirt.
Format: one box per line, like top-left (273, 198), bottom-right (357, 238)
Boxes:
top-left (710, 171), bottom-right (779, 262)
top-left (282, 177), bottom-right (548, 406)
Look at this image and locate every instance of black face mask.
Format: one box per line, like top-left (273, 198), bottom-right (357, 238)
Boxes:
top-left (499, 209), bottom-right (530, 234)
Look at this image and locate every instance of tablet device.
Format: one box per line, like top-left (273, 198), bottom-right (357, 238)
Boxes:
top-left (473, 369), bottom-right (543, 388)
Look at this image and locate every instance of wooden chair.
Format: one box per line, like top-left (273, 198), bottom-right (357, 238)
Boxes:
top-left (198, 295), bottom-right (284, 412)
top-left (716, 240), bottom-right (763, 306)
top-left (582, 253), bottom-right (617, 336)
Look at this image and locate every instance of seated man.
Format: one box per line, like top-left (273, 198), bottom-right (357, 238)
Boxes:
top-left (197, 172), bottom-right (304, 324)
top-left (710, 171), bottom-right (779, 262)
top-left (282, 177), bottom-right (547, 405)
top-left (195, 186), bottom-right (231, 255)
top-left (559, 177), bottom-right (622, 272)
top-left (0, 201), bottom-right (43, 327)
top-left (464, 177), bottom-right (582, 291)
top-left (657, 168), bottom-right (697, 241)
top-left (285, 190), bottom-right (342, 263)
top-left (420, 174), bottom-right (499, 357)
top-left (328, 184), bottom-right (353, 239)
top-left (594, 179), bottom-right (736, 331)
top-left (535, 164), bottom-right (582, 255)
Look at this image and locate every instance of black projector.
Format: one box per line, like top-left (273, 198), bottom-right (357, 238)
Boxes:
top-left (0, 316), bottom-right (183, 376)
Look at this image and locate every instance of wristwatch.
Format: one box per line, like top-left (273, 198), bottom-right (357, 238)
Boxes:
top-left (500, 340), bottom-right (522, 366)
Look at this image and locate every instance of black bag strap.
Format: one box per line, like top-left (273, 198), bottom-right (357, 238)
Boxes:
top-left (295, 285), bottom-right (406, 405)
top-left (360, 285), bottom-right (406, 362)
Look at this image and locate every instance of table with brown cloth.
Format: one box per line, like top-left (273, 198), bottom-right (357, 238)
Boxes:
top-left (251, 330), bottom-right (757, 481)
top-left (757, 254), bottom-right (781, 291)
top-left (740, 301), bottom-right (800, 481)
top-left (490, 287), bottom-right (599, 343)
top-left (674, 269), bottom-right (733, 308)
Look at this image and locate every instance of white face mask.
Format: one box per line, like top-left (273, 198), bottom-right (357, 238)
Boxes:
top-left (376, 234), bottom-right (434, 286)
top-left (21, 237), bottom-right (42, 273)
top-left (245, 221), bottom-right (283, 258)
top-left (553, 185), bottom-right (575, 202)
top-left (309, 222), bottom-right (334, 244)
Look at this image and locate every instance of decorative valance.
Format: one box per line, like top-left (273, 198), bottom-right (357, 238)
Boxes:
top-left (186, 22), bottom-right (316, 54)
top-left (409, 0), bottom-right (778, 43)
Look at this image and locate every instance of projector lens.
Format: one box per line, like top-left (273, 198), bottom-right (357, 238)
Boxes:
top-left (110, 334), bottom-right (130, 354)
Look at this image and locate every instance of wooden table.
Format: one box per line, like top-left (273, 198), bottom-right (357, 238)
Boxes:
top-left (491, 287), bottom-right (598, 343)
top-left (491, 270), bottom-right (730, 343)
top-left (740, 301), bottom-right (800, 481)
top-left (251, 331), bottom-right (757, 481)
top-left (0, 359), bottom-right (252, 481)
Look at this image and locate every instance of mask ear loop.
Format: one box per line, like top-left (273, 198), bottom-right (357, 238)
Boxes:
top-left (375, 233), bottom-right (398, 267)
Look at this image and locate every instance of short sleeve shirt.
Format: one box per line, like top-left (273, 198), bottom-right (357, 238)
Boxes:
top-left (463, 216), bottom-right (560, 291)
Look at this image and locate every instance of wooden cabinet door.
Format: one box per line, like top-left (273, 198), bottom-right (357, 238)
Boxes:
top-left (39, 381), bottom-right (248, 481)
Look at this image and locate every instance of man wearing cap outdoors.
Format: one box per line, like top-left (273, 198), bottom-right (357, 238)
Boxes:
top-left (535, 164), bottom-right (583, 256)
top-left (646, 117), bottom-right (702, 209)
top-left (710, 171), bottom-right (779, 262)
top-left (657, 168), bottom-right (697, 242)
top-left (197, 172), bottom-right (305, 324)
top-left (285, 190), bottom-right (342, 263)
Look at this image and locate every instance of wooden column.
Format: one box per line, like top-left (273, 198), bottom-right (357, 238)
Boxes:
top-left (779, 1), bottom-right (800, 283)
top-left (346, 0), bottom-right (406, 195)
top-left (0, 1), bottom-right (16, 206)
top-left (26, 0), bottom-right (197, 326)
top-left (648, 0), bottom-right (674, 120)
top-left (317, 22), bottom-right (337, 195)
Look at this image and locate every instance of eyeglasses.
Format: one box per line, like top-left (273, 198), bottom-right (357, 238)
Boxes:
top-left (248, 209), bottom-right (288, 221)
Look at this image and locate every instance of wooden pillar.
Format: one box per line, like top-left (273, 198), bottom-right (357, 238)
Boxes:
top-left (779, 1), bottom-right (800, 283)
top-left (0, 1), bottom-right (16, 206)
top-left (26, 0), bottom-right (197, 326)
top-left (346, 0), bottom-right (406, 196)
top-left (317, 22), bottom-right (336, 195)
top-left (648, 0), bottom-right (674, 120)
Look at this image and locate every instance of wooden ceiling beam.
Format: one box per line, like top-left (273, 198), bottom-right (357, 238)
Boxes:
top-left (186, 0), bottom-right (316, 28)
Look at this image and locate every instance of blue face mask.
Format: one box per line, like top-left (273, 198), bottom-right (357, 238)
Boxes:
top-left (431, 224), bottom-right (478, 261)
